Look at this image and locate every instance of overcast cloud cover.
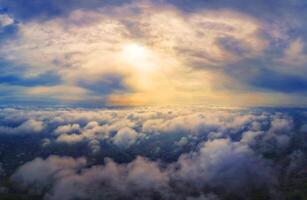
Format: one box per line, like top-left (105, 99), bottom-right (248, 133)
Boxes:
top-left (0, 0), bottom-right (307, 106)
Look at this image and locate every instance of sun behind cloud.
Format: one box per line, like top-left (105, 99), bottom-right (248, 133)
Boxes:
top-left (121, 43), bottom-right (156, 73)
top-left (0, 0), bottom-right (307, 106)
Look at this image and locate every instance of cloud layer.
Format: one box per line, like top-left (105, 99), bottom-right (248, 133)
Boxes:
top-left (0, 106), bottom-right (307, 199)
top-left (0, 0), bottom-right (307, 106)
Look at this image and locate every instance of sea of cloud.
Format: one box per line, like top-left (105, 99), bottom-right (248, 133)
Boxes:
top-left (0, 106), bottom-right (307, 199)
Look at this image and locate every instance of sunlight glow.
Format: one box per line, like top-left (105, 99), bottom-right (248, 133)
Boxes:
top-left (121, 43), bottom-right (156, 72)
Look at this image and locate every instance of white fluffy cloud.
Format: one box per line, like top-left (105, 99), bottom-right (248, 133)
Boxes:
top-left (0, 106), bottom-right (303, 199)
top-left (56, 133), bottom-right (84, 144)
top-left (112, 127), bottom-right (138, 147)
top-left (11, 140), bottom-right (276, 200)
top-left (53, 123), bottom-right (80, 135)
top-left (13, 156), bottom-right (170, 200)
top-left (11, 156), bottom-right (86, 194)
top-left (0, 107), bottom-right (295, 152)
top-left (0, 119), bottom-right (44, 135)
top-left (174, 139), bottom-right (275, 192)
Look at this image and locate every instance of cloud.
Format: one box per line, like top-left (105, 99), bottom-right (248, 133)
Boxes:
top-left (278, 38), bottom-right (307, 70)
top-left (53, 123), bottom-right (80, 135)
top-left (11, 156), bottom-right (86, 194)
top-left (0, 14), bottom-right (14, 28)
top-left (13, 156), bottom-right (169, 200)
top-left (173, 139), bottom-right (275, 193)
top-left (0, 106), bottom-right (295, 152)
top-left (0, 106), bottom-right (306, 199)
top-left (175, 136), bottom-right (188, 146)
top-left (56, 133), bottom-right (84, 144)
top-left (10, 139), bottom-right (276, 199)
top-left (1, 0), bottom-right (306, 106)
top-left (112, 127), bottom-right (138, 147)
top-left (0, 119), bottom-right (44, 135)
top-left (26, 85), bottom-right (97, 103)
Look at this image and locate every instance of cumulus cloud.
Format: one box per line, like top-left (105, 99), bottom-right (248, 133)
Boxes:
top-left (112, 127), bottom-right (138, 147)
top-left (10, 140), bottom-right (275, 200)
top-left (12, 156), bottom-right (169, 200)
top-left (56, 133), bottom-right (84, 144)
top-left (0, 119), bottom-right (44, 135)
top-left (53, 123), bottom-right (80, 135)
top-left (0, 106), bottom-right (306, 199)
top-left (11, 156), bottom-right (86, 194)
top-left (175, 136), bottom-right (188, 146)
top-left (173, 139), bottom-right (275, 194)
top-left (0, 106), bottom-right (296, 152)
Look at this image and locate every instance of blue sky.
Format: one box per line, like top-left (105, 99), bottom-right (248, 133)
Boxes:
top-left (0, 0), bottom-right (307, 106)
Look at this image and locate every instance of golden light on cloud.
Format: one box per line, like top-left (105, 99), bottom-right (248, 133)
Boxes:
top-left (1, 0), bottom-right (300, 107)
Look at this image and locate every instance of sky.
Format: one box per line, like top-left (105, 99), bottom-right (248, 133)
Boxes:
top-left (0, 0), bottom-right (307, 107)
